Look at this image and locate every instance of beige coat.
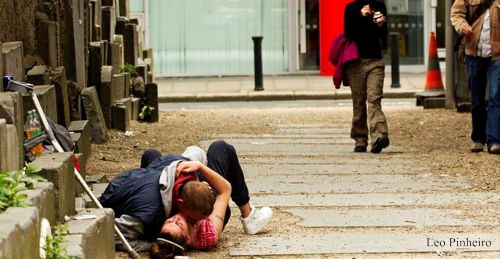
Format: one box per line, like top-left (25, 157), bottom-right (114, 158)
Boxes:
top-left (450, 0), bottom-right (500, 60)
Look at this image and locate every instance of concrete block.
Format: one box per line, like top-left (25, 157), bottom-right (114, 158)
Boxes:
top-left (0, 207), bottom-right (40, 259)
top-left (107, 42), bottom-right (123, 75)
top-left (2, 42), bottom-right (24, 81)
top-left (68, 120), bottom-right (92, 158)
top-left (0, 119), bottom-right (7, 172)
top-left (0, 92), bottom-right (24, 169)
top-left (145, 83), bottom-right (159, 122)
top-left (130, 97), bottom-right (140, 120)
top-left (111, 104), bottom-right (130, 131)
top-left (118, 0), bottom-right (130, 18)
top-left (22, 182), bottom-right (57, 225)
top-left (29, 152), bottom-right (76, 221)
top-left (26, 65), bottom-right (49, 86)
top-left (99, 66), bottom-right (113, 128)
top-left (74, 153), bottom-right (87, 197)
top-left (65, 208), bottom-right (115, 259)
top-left (63, 0), bottom-right (86, 90)
top-left (423, 97), bottom-right (446, 109)
top-left (88, 41), bottom-right (105, 90)
top-left (124, 23), bottom-right (138, 66)
top-left (22, 85), bottom-right (58, 124)
top-left (49, 67), bottom-right (71, 127)
top-left (112, 73), bottom-right (125, 100)
top-left (81, 87), bottom-right (108, 144)
top-left (5, 125), bottom-right (20, 171)
top-left (101, 6), bottom-right (116, 42)
top-left (37, 20), bottom-right (58, 67)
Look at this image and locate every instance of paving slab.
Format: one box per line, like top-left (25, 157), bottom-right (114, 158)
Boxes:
top-left (229, 233), bottom-right (500, 256)
top-left (268, 123), bottom-right (351, 128)
top-left (277, 128), bottom-right (350, 134)
top-left (203, 138), bottom-right (353, 145)
top-left (241, 163), bottom-right (426, 175)
top-left (239, 156), bottom-right (418, 166)
top-left (285, 208), bottom-right (495, 228)
top-left (216, 143), bottom-right (398, 155)
top-left (249, 193), bottom-right (500, 207)
top-left (214, 133), bottom-right (355, 140)
top-left (245, 174), bottom-right (463, 194)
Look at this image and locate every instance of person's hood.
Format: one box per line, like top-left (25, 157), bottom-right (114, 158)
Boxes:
top-left (181, 146), bottom-right (208, 165)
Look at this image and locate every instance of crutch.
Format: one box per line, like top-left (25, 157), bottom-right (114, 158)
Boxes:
top-left (5, 80), bottom-right (139, 259)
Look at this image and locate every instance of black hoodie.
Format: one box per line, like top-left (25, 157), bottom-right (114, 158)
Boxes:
top-left (344, 0), bottom-right (388, 59)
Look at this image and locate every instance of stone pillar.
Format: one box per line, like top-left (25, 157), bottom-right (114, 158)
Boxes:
top-left (0, 119), bottom-right (7, 172)
top-left (50, 67), bottom-right (71, 127)
top-left (112, 73), bottom-right (125, 100)
top-left (88, 41), bottom-right (105, 90)
top-left (118, 0), bottom-right (130, 18)
top-left (63, 0), bottom-right (86, 90)
top-left (37, 20), bottom-right (59, 68)
top-left (107, 42), bottom-right (122, 75)
top-left (2, 42), bottom-right (24, 81)
top-left (30, 153), bottom-right (76, 221)
top-left (111, 104), bottom-right (129, 131)
top-left (115, 17), bottom-right (128, 35)
top-left (99, 66), bottom-right (113, 128)
top-left (22, 85), bottom-right (58, 124)
top-left (26, 66), bottom-right (49, 86)
top-left (145, 83), bottom-right (159, 122)
top-left (81, 87), bottom-right (108, 144)
top-left (124, 23), bottom-right (138, 66)
top-left (101, 6), bottom-right (116, 42)
top-left (68, 120), bottom-right (92, 158)
top-left (0, 92), bottom-right (24, 169)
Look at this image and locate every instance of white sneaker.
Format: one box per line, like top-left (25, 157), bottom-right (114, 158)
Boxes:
top-left (240, 205), bottom-right (273, 235)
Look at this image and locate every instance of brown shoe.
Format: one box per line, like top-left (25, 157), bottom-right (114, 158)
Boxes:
top-left (470, 143), bottom-right (484, 153)
top-left (488, 144), bottom-right (500, 154)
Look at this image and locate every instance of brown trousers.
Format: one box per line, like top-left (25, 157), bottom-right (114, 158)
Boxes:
top-left (346, 58), bottom-right (388, 146)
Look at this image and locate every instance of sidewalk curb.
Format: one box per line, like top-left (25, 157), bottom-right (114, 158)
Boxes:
top-left (158, 91), bottom-right (419, 103)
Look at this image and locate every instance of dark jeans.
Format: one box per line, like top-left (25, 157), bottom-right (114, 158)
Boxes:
top-left (141, 140), bottom-right (250, 228)
top-left (465, 56), bottom-right (500, 146)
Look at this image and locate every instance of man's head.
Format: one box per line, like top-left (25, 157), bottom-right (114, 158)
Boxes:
top-left (177, 181), bottom-right (215, 223)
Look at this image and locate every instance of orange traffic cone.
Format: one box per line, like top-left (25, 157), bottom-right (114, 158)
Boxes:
top-left (416, 32), bottom-right (445, 106)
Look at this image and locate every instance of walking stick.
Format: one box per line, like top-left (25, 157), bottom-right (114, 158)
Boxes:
top-left (5, 80), bottom-right (139, 259)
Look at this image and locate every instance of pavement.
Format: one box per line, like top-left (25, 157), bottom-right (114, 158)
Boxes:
top-left (156, 72), bottom-right (432, 102)
top-left (192, 123), bottom-right (500, 257)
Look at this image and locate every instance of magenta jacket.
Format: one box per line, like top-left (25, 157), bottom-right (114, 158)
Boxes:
top-left (329, 33), bottom-right (359, 89)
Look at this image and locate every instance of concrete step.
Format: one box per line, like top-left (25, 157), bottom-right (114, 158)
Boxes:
top-left (65, 208), bottom-right (115, 259)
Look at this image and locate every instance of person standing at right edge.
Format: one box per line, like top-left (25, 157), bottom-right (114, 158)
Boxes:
top-left (344, 0), bottom-right (389, 153)
top-left (451, 0), bottom-right (500, 154)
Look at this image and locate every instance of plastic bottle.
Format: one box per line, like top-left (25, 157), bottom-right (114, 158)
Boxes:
top-left (24, 111), bottom-right (35, 155)
top-left (32, 110), bottom-right (44, 154)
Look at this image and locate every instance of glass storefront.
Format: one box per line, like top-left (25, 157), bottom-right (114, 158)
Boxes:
top-left (146, 0), bottom-right (289, 76)
top-left (384, 0), bottom-right (425, 65)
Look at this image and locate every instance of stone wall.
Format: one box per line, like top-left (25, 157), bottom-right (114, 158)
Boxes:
top-left (0, 1), bottom-right (37, 54)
